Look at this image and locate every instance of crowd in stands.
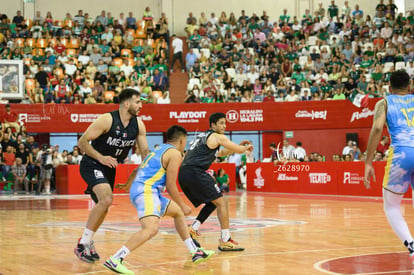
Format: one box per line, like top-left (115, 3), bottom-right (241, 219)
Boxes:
top-left (266, 137), bottom-right (388, 165)
top-left (0, 130), bottom-right (83, 195)
top-left (0, 7), bottom-right (171, 104)
top-left (0, 2), bottom-right (412, 105)
top-left (183, 1), bottom-right (414, 103)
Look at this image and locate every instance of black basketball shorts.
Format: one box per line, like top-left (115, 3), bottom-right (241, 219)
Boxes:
top-left (178, 166), bottom-right (223, 207)
top-left (79, 155), bottom-right (116, 203)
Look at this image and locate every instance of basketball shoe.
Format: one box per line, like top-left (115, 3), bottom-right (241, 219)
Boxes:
top-left (74, 239), bottom-right (95, 263)
top-left (192, 248), bottom-right (215, 264)
top-left (405, 241), bottom-right (414, 263)
top-left (104, 256), bottom-right (134, 274)
top-left (188, 225), bottom-right (201, 248)
top-left (89, 240), bottom-right (100, 260)
top-left (218, 238), bottom-right (245, 251)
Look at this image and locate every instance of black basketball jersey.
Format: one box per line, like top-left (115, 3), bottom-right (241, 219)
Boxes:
top-left (89, 110), bottom-right (138, 162)
top-left (181, 130), bottom-right (219, 170)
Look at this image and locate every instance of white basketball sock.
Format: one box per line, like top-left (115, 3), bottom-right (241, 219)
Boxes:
top-left (383, 189), bottom-right (414, 246)
top-left (80, 228), bottom-right (95, 245)
top-left (113, 245), bottom-right (130, 260)
top-left (221, 229), bottom-right (230, 242)
top-left (184, 238), bottom-right (198, 253)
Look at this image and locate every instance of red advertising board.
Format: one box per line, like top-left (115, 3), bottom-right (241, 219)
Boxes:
top-left (247, 162), bottom-right (337, 194)
top-left (7, 99), bottom-right (379, 133)
top-left (336, 161), bottom-right (384, 196)
top-left (56, 163), bottom-right (236, 195)
top-left (246, 161), bottom-right (406, 197)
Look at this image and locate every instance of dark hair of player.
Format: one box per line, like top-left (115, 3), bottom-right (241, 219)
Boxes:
top-left (209, 112), bottom-right (226, 128)
top-left (166, 125), bottom-right (187, 142)
top-left (118, 88), bottom-right (141, 103)
top-left (390, 70), bottom-right (410, 90)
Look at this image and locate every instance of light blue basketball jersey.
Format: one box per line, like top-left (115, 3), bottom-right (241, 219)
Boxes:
top-left (130, 143), bottom-right (174, 193)
top-left (385, 94), bottom-right (414, 148)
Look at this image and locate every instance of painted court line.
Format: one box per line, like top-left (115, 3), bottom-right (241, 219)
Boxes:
top-left (314, 251), bottom-right (410, 275)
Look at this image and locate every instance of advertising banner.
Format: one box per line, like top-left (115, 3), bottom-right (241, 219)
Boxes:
top-left (7, 99), bottom-right (379, 133)
top-left (56, 163), bottom-right (236, 195)
top-left (246, 161), bottom-right (401, 197)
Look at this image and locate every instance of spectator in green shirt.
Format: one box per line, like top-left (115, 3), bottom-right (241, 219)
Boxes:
top-left (216, 168), bottom-right (229, 193)
top-left (279, 9), bottom-right (291, 27)
top-left (328, 1), bottom-right (339, 18)
top-left (291, 69), bottom-right (305, 85)
top-left (302, 9), bottom-right (312, 25)
top-left (332, 87), bottom-right (346, 100)
top-left (360, 54), bottom-right (374, 70)
top-left (318, 28), bottom-right (329, 42)
top-left (407, 11), bottom-right (414, 24)
top-left (320, 80), bottom-right (332, 95)
top-left (371, 64), bottom-right (383, 82)
top-left (0, 18), bottom-right (9, 34)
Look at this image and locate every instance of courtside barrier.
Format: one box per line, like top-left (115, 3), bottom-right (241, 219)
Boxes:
top-left (246, 161), bottom-right (402, 197)
top-left (55, 163), bottom-right (236, 194)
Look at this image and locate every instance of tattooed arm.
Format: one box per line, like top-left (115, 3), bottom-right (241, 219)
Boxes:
top-left (364, 99), bottom-right (387, 188)
top-left (366, 99), bottom-right (387, 164)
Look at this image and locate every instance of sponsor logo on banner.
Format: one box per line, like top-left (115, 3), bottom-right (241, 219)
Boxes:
top-left (71, 114), bottom-right (78, 123)
top-left (226, 110), bottom-right (239, 123)
top-left (169, 111), bottom-right (207, 123)
top-left (277, 173), bottom-right (299, 181)
top-left (18, 113), bottom-right (51, 124)
top-left (71, 114), bottom-right (100, 123)
top-left (350, 108), bottom-right (375, 122)
top-left (343, 172), bottom-right (364, 184)
top-left (254, 167), bottom-right (265, 188)
top-left (240, 109), bottom-right (263, 122)
top-left (309, 173), bottom-right (331, 184)
top-left (295, 110), bottom-right (327, 120)
top-left (138, 115), bottom-right (152, 121)
top-left (226, 109), bottom-right (263, 123)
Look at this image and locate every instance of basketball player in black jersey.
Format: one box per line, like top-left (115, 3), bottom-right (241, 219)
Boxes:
top-left (178, 112), bottom-right (253, 251)
top-left (74, 89), bottom-right (149, 263)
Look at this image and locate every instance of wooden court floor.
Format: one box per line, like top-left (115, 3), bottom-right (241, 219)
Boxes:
top-left (1, 191), bottom-right (414, 275)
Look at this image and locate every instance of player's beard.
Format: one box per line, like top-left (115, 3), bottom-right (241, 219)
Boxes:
top-left (128, 106), bottom-right (139, 117)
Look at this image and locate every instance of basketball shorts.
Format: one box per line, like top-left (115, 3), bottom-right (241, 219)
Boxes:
top-left (383, 146), bottom-right (414, 194)
top-left (130, 184), bottom-right (170, 220)
top-left (79, 155), bottom-right (116, 203)
top-left (178, 166), bottom-right (223, 207)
